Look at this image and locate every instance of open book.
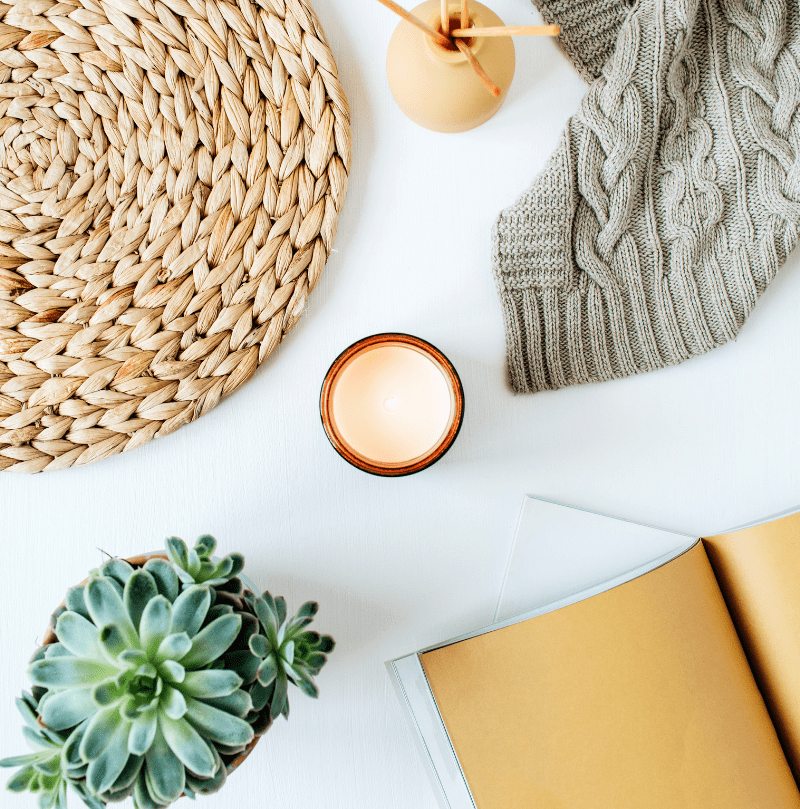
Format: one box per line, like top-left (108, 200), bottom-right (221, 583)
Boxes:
top-left (387, 502), bottom-right (800, 809)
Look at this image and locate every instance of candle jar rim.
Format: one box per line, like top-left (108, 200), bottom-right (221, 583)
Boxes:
top-left (320, 333), bottom-right (465, 477)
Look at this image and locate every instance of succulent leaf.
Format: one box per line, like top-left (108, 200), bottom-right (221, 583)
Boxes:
top-left (304, 652), bottom-right (329, 674)
top-left (89, 680), bottom-right (116, 710)
top-left (256, 656), bottom-right (278, 687)
top-left (206, 604), bottom-right (233, 621)
top-left (142, 559), bottom-right (180, 603)
top-left (164, 538), bottom-right (189, 570)
top-left (186, 549), bottom-right (201, 578)
top-left (29, 658), bottom-right (116, 689)
top-left (60, 722), bottom-right (88, 773)
top-left (269, 597), bottom-right (284, 629)
top-left (180, 670), bottom-right (242, 699)
top-left (37, 688), bottom-right (96, 731)
top-left (293, 673), bottom-right (320, 699)
top-left (33, 756), bottom-right (61, 777)
top-left (158, 715), bottom-right (216, 779)
top-left (54, 613), bottom-right (100, 659)
top-left (202, 690), bottom-right (253, 718)
top-left (185, 743), bottom-right (227, 796)
top-left (64, 587), bottom-right (89, 620)
top-left (133, 770), bottom-right (166, 809)
top-left (155, 632), bottom-right (191, 664)
top-left (98, 560), bottom-right (135, 587)
top-left (6, 766), bottom-right (36, 791)
top-left (120, 697), bottom-right (141, 722)
top-left (85, 719), bottom-right (130, 795)
top-left (124, 571), bottom-right (159, 631)
top-left (169, 586), bottom-right (210, 638)
top-left (160, 687), bottom-right (187, 721)
top-left (184, 698), bottom-right (254, 747)
top-left (248, 633), bottom-right (270, 658)
top-left (143, 726), bottom-right (184, 805)
top-left (138, 596), bottom-right (173, 658)
top-left (84, 578), bottom-right (138, 649)
top-left (225, 649), bottom-right (260, 684)
top-left (103, 751), bottom-right (142, 800)
top-left (181, 614), bottom-right (241, 669)
top-left (297, 601), bottom-right (319, 620)
top-left (80, 706), bottom-right (121, 762)
top-left (270, 669), bottom-right (289, 719)
top-left (22, 726), bottom-right (57, 752)
top-left (255, 594), bottom-right (278, 638)
top-left (158, 660), bottom-right (185, 684)
top-left (98, 624), bottom-right (129, 659)
top-left (0, 753), bottom-right (50, 769)
top-left (194, 536), bottom-right (216, 557)
top-left (118, 649), bottom-right (147, 667)
top-left (129, 710), bottom-right (158, 757)
top-left (136, 663), bottom-right (158, 680)
top-left (16, 694), bottom-right (42, 730)
top-left (45, 645), bottom-right (73, 662)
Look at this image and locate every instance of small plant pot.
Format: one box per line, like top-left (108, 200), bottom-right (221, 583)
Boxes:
top-left (38, 553), bottom-right (262, 778)
top-left (5, 536), bottom-right (332, 809)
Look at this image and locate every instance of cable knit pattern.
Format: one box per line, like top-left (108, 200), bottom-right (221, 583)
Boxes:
top-left (493, 0), bottom-right (800, 392)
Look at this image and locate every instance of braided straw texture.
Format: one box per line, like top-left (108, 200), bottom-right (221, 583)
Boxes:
top-left (0, 0), bottom-right (350, 472)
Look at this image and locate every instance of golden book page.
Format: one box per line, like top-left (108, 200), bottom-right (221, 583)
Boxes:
top-left (705, 510), bottom-right (800, 780)
top-left (420, 543), bottom-right (799, 809)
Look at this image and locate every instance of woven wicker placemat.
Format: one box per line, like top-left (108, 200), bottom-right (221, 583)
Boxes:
top-left (0, 0), bottom-right (350, 472)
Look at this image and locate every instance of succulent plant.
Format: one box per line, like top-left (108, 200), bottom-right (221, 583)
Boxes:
top-left (165, 536), bottom-right (244, 587)
top-left (242, 593), bottom-right (334, 718)
top-left (0, 692), bottom-right (102, 809)
top-left (1, 537), bottom-right (334, 809)
top-left (207, 582), bottom-right (335, 734)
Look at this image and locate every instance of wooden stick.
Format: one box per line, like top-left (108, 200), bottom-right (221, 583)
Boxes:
top-left (441, 0), bottom-right (449, 36)
top-left (461, 0), bottom-right (468, 29)
top-left (374, 0), bottom-right (502, 95)
top-left (374, 0), bottom-right (453, 48)
top-left (454, 39), bottom-right (500, 96)
top-left (452, 25), bottom-right (560, 37)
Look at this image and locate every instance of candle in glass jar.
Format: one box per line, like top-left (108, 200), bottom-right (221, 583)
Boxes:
top-left (320, 334), bottom-right (464, 476)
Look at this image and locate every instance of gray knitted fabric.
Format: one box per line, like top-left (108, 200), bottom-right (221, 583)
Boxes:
top-left (535, 0), bottom-right (630, 82)
top-left (493, 0), bottom-right (800, 393)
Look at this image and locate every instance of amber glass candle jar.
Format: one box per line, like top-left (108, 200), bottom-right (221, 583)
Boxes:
top-left (320, 334), bottom-right (465, 476)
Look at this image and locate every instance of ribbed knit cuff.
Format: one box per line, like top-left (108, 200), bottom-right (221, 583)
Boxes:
top-left (533, 0), bottom-right (630, 81)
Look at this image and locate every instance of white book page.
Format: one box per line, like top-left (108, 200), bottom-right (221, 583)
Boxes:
top-left (495, 496), bottom-right (695, 622)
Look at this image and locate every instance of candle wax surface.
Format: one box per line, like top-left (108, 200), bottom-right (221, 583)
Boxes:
top-left (330, 344), bottom-right (455, 465)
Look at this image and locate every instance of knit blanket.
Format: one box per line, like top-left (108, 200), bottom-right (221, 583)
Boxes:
top-left (493, 0), bottom-right (800, 392)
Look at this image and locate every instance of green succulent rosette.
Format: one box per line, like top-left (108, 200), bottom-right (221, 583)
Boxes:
top-left (0, 537), bottom-right (334, 809)
top-left (164, 536), bottom-right (244, 588)
top-left (0, 691), bottom-right (103, 809)
top-left (214, 584), bottom-right (335, 733)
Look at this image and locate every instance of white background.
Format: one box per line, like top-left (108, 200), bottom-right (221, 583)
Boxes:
top-left (3, 0), bottom-right (800, 807)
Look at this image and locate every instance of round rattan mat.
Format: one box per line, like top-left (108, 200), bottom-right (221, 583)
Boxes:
top-left (0, 0), bottom-right (350, 472)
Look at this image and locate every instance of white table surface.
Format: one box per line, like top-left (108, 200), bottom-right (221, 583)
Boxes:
top-left (4, 0), bottom-right (800, 807)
